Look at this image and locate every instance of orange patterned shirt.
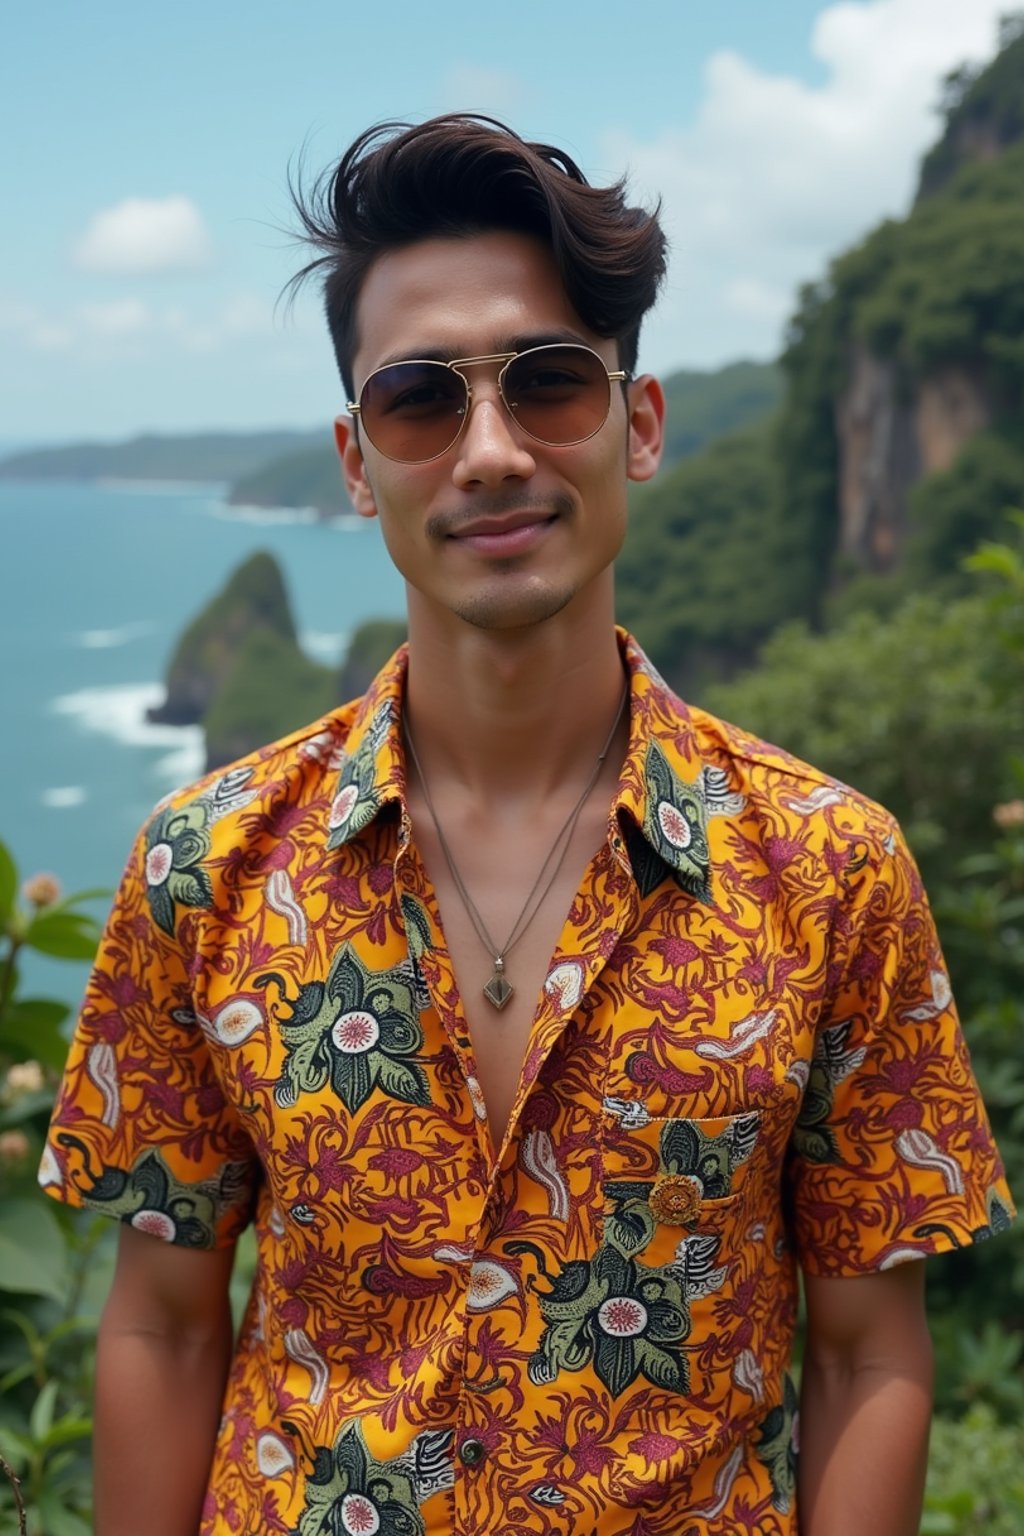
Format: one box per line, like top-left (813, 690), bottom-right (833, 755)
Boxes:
top-left (42, 632), bottom-right (1013, 1535)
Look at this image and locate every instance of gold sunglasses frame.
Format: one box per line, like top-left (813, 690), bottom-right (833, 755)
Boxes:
top-left (346, 344), bottom-right (629, 464)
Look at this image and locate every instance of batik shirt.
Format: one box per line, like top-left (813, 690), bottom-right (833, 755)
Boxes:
top-left (41, 632), bottom-right (1013, 1536)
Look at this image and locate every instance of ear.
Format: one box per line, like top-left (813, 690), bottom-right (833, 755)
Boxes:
top-left (334, 415), bottom-right (378, 519)
top-left (625, 375), bottom-right (665, 484)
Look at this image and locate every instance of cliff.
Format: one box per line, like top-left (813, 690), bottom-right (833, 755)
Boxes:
top-left (827, 28), bottom-right (1024, 572)
top-left (148, 551), bottom-right (297, 726)
top-left (618, 26), bottom-right (1024, 687)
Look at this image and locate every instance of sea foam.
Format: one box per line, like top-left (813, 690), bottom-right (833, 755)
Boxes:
top-left (74, 620), bottom-right (155, 650)
top-left (42, 786), bottom-right (87, 809)
top-left (50, 683), bottom-right (205, 786)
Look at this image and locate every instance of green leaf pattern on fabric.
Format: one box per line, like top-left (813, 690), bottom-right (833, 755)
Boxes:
top-left (527, 1243), bottom-right (692, 1398)
top-left (268, 943), bottom-right (430, 1113)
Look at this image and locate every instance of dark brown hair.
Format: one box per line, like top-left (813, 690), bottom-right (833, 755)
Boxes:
top-left (289, 114), bottom-right (668, 399)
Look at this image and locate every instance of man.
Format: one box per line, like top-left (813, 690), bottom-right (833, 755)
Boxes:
top-left (42, 115), bottom-right (1013, 1536)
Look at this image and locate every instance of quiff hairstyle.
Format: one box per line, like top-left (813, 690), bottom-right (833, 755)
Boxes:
top-left (290, 113), bottom-right (668, 400)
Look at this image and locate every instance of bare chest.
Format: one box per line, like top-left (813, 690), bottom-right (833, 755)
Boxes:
top-left (407, 802), bottom-right (610, 1148)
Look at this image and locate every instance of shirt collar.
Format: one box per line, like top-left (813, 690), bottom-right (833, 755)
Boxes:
top-left (324, 630), bottom-right (742, 904)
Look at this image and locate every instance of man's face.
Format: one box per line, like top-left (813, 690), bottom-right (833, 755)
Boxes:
top-left (336, 230), bottom-right (662, 634)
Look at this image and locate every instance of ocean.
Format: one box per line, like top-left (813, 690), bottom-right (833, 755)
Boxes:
top-left (1, 478), bottom-right (404, 1001)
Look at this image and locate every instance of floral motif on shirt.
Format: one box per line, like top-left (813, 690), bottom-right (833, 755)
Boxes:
top-left (520, 1242), bottom-right (693, 1397)
top-left (261, 943), bottom-right (430, 1112)
top-left (326, 703), bottom-right (397, 850)
top-left (294, 1419), bottom-right (453, 1536)
top-left (638, 740), bottom-right (713, 902)
top-left (604, 1114), bottom-right (759, 1255)
top-left (791, 1020), bottom-right (867, 1165)
top-left (142, 766), bottom-right (257, 935)
top-left (54, 1140), bottom-right (251, 1248)
top-left (754, 1374), bottom-right (800, 1513)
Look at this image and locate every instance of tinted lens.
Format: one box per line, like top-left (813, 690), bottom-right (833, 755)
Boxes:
top-left (502, 345), bottom-right (612, 445)
top-left (358, 361), bottom-right (467, 462)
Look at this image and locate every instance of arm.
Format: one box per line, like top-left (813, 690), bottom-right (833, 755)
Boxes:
top-left (93, 1224), bottom-right (236, 1536)
top-left (798, 1261), bottom-right (933, 1536)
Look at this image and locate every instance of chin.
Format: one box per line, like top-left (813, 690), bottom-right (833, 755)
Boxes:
top-left (451, 580), bottom-right (578, 632)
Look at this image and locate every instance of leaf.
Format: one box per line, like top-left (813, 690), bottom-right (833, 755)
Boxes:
top-left (375, 1054), bottom-right (431, 1107)
top-left (0, 838), bottom-right (17, 930)
top-left (0, 1201), bottom-right (68, 1301)
top-left (607, 1205), bottom-right (656, 1257)
top-left (39, 1413), bottom-right (93, 1452)
top-left (53, 887), bottom-right (112, 907)
top-left (22, 910), bottom-right (100, 961)
top-left (0, 997), bottom-right (71, 1070)
top-left (36, 1490), bottom-right (92, 1536)
top-left (29, 1378), bottom-right (59, 1444)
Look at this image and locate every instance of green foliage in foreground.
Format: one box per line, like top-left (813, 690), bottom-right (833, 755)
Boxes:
top-left (922, 1405), bottom-right (1024, 1535)
top-left (0, 852), bottom-right (111, 1534)
top-left (703, 579), bottom-right (1024, 878)
top-left (710, 521), bottom-right (1024, 1445)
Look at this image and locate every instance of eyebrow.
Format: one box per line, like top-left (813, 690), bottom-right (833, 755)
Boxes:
top-left (372, 328), bottom-right (593, 372)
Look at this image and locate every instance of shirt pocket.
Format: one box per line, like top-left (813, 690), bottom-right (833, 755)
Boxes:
top-left (601, 1103), bottom-right (761, 1269)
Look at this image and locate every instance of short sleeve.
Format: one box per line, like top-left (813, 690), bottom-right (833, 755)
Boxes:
top-left (39, 815), bottom-right (259, 1249)
top-left (788, 818), bottom-right (1015, 1276)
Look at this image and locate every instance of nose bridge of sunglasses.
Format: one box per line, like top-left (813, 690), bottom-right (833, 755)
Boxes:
top-left (445, 355), bottom-right (521, 432)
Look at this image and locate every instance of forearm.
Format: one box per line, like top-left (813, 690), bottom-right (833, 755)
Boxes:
top-left (797, 1348), bottom-right (933, 1536)
top-left (94, 1307), bottom-right (233, 1536)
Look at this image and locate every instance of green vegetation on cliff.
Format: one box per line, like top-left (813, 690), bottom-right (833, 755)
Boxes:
top-left (918, 16), bottom-right (1024, 200)
top-left (0, 429), bottom-right (326, 483)
top-left (229, 441), bottom-right (351, 515)
top-left (150, 551), bottom-right (296, 726)
top-left (204, 628), bottom-right (336, 768)
top-left (337, 619), bottom-right (407, 701)
top-left (773, 134), bottom-right (1024, 604)
top-left (618, 425), bottom-right (787, 689)
top-left (658, 361), bottom-right (782, 467)
top-left (617, 27), bottom-right (1024, 683)
top-left (154, 549), bottom-right (406, 765)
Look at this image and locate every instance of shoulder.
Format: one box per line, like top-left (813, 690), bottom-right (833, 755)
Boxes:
top-left (678, 691), bottom-right (904, 867)
top-left (142, 696), bottom-right (365, 835)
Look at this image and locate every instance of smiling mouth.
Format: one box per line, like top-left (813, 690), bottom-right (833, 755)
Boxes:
top-left (450, 510), bottom-right (558, 540)
top-left (448, 512), bottom-right (560, 558)
top-left (427, 492), bottom-right (573, 546)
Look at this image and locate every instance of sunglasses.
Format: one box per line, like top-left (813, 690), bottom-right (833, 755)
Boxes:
top-left (347, 343), bottom-right (629, 464)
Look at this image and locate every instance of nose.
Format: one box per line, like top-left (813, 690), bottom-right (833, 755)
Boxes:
top-left (450, 382), bottom-right (537, 489)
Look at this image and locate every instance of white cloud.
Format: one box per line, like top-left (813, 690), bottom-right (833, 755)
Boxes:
top-left (606, 0), bottom-right (1007, 373)
top-left (72, 195), bottom-right (212, 276)
top-left (0, 290), bottom-right (302, 360)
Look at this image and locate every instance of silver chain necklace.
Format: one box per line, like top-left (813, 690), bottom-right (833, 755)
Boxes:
top-left (403, 685), bottom-right (628, 1010)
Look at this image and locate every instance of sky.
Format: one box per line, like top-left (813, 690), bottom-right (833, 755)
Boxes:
top-left (0, 0), bottom-right (1010, 447)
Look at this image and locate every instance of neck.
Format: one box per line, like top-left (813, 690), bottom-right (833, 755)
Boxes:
top-left (403, 582), bottom-right (627, 809)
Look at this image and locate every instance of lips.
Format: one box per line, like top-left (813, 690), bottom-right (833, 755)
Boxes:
top-left (448, 508), bottom-right (558, 540)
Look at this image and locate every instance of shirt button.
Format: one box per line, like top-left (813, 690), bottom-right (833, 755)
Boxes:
top-left (459, 1438), bottom-right (487, 1467)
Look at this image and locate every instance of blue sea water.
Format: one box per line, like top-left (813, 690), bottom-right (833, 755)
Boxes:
top-left (1, 479), bottom-right (404, 999)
